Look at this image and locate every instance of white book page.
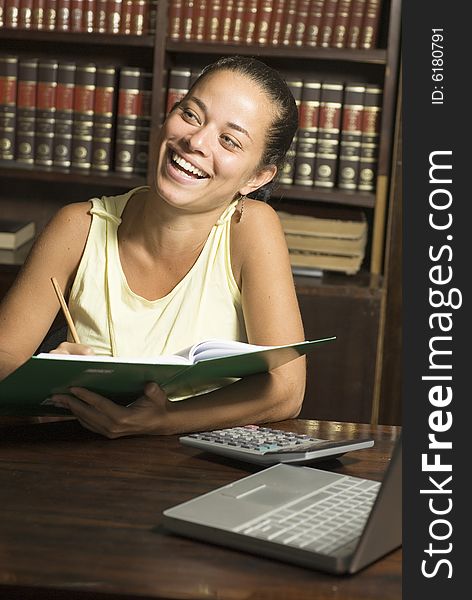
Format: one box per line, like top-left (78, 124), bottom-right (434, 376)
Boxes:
top-left (35, 353), bottom-right (191, 365)
top-left (185, 339), bottom-right (276, 363)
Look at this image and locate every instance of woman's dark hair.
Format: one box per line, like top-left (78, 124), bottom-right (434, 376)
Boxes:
top-left (186, 56), bottom-right (299, 201)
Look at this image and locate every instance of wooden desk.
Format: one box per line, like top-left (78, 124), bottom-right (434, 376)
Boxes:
top-left (0, 419), bottom-right (402, 600)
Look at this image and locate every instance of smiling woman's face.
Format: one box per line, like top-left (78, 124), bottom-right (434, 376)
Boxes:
top-left (153, 69), bottom-right (277, 213)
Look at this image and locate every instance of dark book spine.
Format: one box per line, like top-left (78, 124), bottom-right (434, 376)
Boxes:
top-left (332, 0), bottom-right (352, 48)
top-left (44, 0), bottom-right (57, 30)
top-left (57, 0), bottom-right (71, 30)
top-left (134, 70), bottom-right (152, 174)
top-left (337, 83), bottom-right (365, 190)
top-left (303, 0), bottom-right (325, 46)
top-left (293, 0), bottom-right (310, 47)
top-left (230, 0), bottom-right (245, 43)
top-left (83, 0), bottom-right (94, 31)
top-left (294, 81), bottom-right (321, 186)
top-left (168, 0), bottom-right (183, 40)
top-left (4, 0), bottom-right (20, 27)
top-left (180, 0), bottom-right (194, 41)
top-left (267, 0), bottom-right (285, 46)
top-left (147, 0), bottom-right (158, 34)
top-left (53, 62), bottom-right (76, 168)
top-left (193, 0), bottom-right (207, 42)
top-left (218, 0), bottom-right (233, 43)
top-left (0, 56), bottom-right (18, 161)
top-left (313, 82), bottom-right (344, 188)
top-left (280, 0), bottom-right (298, 46)
top-left (242, 0), bottom-right (258, 45)
top-left (114, 67), bottom-right (141, 173)
top-left (91, 65), bottom-right (117, 171)
top-left (346, 0), bottom-right (366, 48)
top-left (106, 0), bottom-right (122, 34)
top-left (278, 78), bottom-right (303, 185)
top-left (94, 0), bottom-right (107, 32)
top-left (166, 67), bottom-right (191, 114)
top-left (70, 63), bottom-right (96, 170)
top-left (32, 0), bottom-right (46, 29)
top-left (358, 84), bottom-right (382, 191)
top-left (319, 0), bottom-right (338, 48)
top-left (70, 0), bottom-right (85, 31)
top-left (18, 0), bottom-right (34, 28)
top-left (34, 59), bottom-right (58, 166)
top-left (206, 0), bottom-right (221, 42)
top-left (359, 0), bottom-right (382, 49)
top-left (15, 58), bottom-right (38, 164)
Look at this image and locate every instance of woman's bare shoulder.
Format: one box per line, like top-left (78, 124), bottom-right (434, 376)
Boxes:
top-left (232, 199), bottom-right (285, 253)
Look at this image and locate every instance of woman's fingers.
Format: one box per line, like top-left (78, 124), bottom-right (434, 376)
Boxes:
top-left (49, 342), bottom-right (94, 355)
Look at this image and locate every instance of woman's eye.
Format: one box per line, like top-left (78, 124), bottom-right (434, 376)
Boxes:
top-left (221, 135), bottom-right (239, 150)
top-left (181, 108), bottom-right (198, 122)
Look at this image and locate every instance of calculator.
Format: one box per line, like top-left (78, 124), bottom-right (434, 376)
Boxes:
top-left (179, 425), bottom-right (374, 465)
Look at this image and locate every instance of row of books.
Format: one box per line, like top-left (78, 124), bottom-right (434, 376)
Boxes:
top-left (166, 67), bottom-right (382, 192)
top-left (0, 55), bottom-right (152, 175)
top-left (277, 210), bottom-right (368, 275)
top-left (169, 0), bottom-right (383, 50)
top-left (0, 0), bottom-right (158, 34)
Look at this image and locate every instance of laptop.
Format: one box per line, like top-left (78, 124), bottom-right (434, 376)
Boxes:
top-left (162, 435), bottom-right (401, 574)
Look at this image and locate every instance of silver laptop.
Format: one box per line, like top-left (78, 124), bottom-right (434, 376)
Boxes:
top-left (163, 435), bottom-right (401, 574)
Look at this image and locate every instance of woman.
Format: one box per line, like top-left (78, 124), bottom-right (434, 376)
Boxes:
top-left (0, 56), bottom-right (306, 437)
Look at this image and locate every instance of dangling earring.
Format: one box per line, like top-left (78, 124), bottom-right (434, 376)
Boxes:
top-left (238, 194), bottom-right (246, 222)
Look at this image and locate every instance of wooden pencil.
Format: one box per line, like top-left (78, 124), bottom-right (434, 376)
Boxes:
top-left (50, 277), bottom-right (81, 344)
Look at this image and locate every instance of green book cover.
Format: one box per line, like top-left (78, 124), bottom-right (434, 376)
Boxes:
top-left (0, 337), bottom-right (335, 416)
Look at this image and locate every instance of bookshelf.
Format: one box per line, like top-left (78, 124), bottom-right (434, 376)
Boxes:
top-left (0, 0), bottom-right (402, 424)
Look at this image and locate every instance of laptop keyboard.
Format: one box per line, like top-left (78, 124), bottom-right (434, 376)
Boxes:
top-left (234, 476), bottom-right (381, 556)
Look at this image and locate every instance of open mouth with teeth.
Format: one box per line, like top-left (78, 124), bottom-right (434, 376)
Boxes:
top-left (170, 151), bottom-right (209, 179)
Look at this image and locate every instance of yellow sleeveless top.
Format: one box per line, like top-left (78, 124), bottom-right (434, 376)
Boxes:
top-left (68, 187), bottom-right (247, 357)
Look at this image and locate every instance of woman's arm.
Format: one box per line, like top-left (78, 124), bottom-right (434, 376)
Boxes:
top-left (0, 202), bottom-right (92, 380)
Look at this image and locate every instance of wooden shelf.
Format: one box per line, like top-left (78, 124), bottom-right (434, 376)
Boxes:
top-left (166, 41), bottom-right (388, 64)
top-left (0, 29), bottom-right (155, 47)
top-left (274, 184), bottom-right (376, 208)
top-left (0, 162), bottom-right (145, 188)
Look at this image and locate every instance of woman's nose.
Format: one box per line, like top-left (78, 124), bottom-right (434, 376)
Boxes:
top-left (185, 126), bottom-right (211, 156)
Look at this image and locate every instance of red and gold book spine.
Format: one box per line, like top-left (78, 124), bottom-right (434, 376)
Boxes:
top-left (180, 0), bottom-right (194, 41)
top-left (278, 78), bottom-right (302, 185)
top-left (32, 0), bottom-right (46, 29)
top-left (218, 0), bottom-right (233, 43)
top-left (70, 63), bottom-right (96, 170)
top-left (134, 70), bottom-right (152, 174)
top-left (106, 0), bottom-right (122, 33)
top-left (57, 0), bottom-right (71, 31)
top-left (34, 59), bottom-right (58, 167)
top-left (313, 82), bottom-right (344, 188)
top-left (346, 0), bottom-right (365, 48)
top-left (0, 1), bottom-right (4, 27)
top-left (119, 0), bottom-right (132, 33)
top-left (83, 0), bottom-right (94, 31)
top-left (70, 0), bottom-right (84, 31)
top-left (294, 80), bottom-right (321, 186)
top-left (94, 0), bottom-right (107, 32)
top-left (267, 0), bottom-right (285, 46)
top-left (206, 0), bottom-right (221, 42)
top-left (242, 0), bottom-right (258, 45)
top-left (115, 67), bottom-right (141, 172)
top-left (192, 0), bottom-right (207, 42)
top-left (0, 55), bottom-right (18, 160)
top-left (4, 0), bottom-right (20, 27)
top-left (280, 0), bottom-right (297, 46)
top-left (18, 0), bottom-right (34, 28)
top-left (15, 58), bottom-right (38, 164)
top-left (53, 62), bottom-right (76, 168)
top-left (292, 0), bottom-right (310, 47)
top-left (230, 0), bottom-right (245, 43)
top-left (332, 0), bottom-right (352, 48)
top-left (168, 0), bottom-right (183, 40)
top-left (44, 0), bottom-right (57, 30)
top-left (359, 0), bottom-right (382, 49)
top-left (303, 0), bottom-right (325, 47)
top-left (337, 83), bottom-right (365, 190)
top-left (358, 84), bottom-right (382, 191)
top-left (319, 0), bottom-right (338, 48)
top-left (165, 67), bottom-right (191, 114)
top-left (91, 65), bottom-right (117, 171)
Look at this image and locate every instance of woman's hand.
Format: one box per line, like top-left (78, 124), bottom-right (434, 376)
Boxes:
top-left (48, 382), bottom-right (169, 438)
top-left (49, 342), bottom-right (95, 355)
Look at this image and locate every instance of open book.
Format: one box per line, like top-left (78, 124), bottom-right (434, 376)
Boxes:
top-left (0, 336), bottom-right (335, 416)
